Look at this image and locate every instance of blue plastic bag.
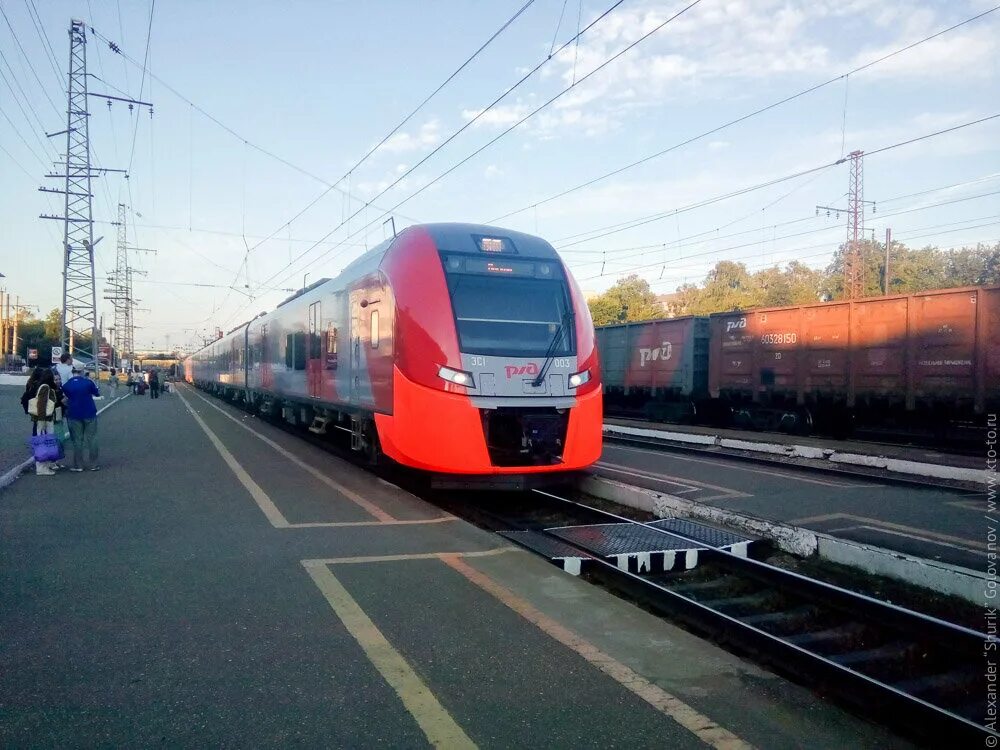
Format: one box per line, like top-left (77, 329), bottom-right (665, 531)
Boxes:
top-left (30, 434), bottom-right (60, 462)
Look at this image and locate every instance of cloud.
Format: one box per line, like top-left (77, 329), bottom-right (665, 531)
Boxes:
top-left (484, 164), bottom-right (503, 179)
top-left (374, 119), bottom-right (442, 154)
top-left (708, 140), bottom-right (730, 150)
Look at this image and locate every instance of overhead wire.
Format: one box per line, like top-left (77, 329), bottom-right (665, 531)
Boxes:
top-left (86, 25), bottom-right (417, 222)
top-left (486, 4), bottom-right (1000, 223)
top-left (247, 0), bottom-right (703, 307)
top-left (579, 195), bottom-right (1000, 281)
top-left (551, 114), bottom-right (1000, 250)
top-left (234, 0), bottom-right (609, 261)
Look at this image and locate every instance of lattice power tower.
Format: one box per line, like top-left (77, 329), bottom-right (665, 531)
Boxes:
top-left (843, 150), bottom-right (866, 300)
top-left (60, 19), bottom-right (98, 359)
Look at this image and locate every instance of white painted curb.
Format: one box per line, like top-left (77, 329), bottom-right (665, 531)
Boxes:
top-left (603, 423), bottom-right (987, 485)
top-left (581, 475), bottom-right (986, 605)
top-left (0, 393), bottom-right (131, 491)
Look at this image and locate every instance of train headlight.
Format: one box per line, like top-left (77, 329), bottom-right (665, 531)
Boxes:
top-left (568, 369), bottom-right (591, 388)
top-left (438, 365), bottom-right (475, 388)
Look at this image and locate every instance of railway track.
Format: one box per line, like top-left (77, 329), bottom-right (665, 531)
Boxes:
top-left (438, 489), bottom-right (992, 745)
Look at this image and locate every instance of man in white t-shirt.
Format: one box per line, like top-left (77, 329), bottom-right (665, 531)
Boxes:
top-left (54, 353), bottom-right (73, 387)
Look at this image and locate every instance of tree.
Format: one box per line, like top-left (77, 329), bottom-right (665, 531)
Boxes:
top-left (43, 308), bottom-right (61, 340)
top-left (587, 274), bottom-right (664, 326)
top-left (685, 261), bottom-right (760, 314)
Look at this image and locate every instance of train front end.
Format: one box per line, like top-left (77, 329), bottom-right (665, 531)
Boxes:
top-left (375, 223), bottom-right (602, 487)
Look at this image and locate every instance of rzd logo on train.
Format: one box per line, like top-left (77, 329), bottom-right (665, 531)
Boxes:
top-left (725, 317), bottom-right (747, 333)
top-left (505, 363), bottom-right (540, 378)
top-left (638, 342), bottom-right (672, 367)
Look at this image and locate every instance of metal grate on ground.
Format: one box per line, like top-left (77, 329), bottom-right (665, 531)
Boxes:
top-left (648, 518), bottom-right (755, 557)
top-left (500, 530), bottom-right (594, 575)
top-left (546, 523), bottom-right (705, 574)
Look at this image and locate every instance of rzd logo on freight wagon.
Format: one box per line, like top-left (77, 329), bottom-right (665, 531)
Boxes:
top-left (505, 363), bottom-right (540, 378)
top-left (638, 342), bottom-right (672, 367)
top-left (725, 317), bottom-right (747, 333)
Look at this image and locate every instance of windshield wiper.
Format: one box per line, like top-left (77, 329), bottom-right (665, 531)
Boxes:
top-left (532, 309), bottom-right (574, 387)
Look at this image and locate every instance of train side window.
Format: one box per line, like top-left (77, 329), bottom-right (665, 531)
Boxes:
top-left (325, 324), bottom-right (338, 370)
top-left (370, 310), bottom-right (379, 349)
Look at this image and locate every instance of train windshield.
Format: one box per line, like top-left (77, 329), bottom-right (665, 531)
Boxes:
top-left (446, 272), bottom-right (575, 358)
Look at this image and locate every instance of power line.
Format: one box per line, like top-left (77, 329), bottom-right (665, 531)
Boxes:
top-left (0, 140), bottom-right (37, 179)
top-left (486, 4), bottom-right (1000, 224)
top-left (237, 0), bottom-right (623, 263)
top-left (24, 0), bottom-right (66, 90)
top-left (250, 0), bottom-right (701, 303)
top-left (0, 4), bottom-right (60, 126)
top-left (581, 209), bottom-right (1000, 281)
top-left (567, 185), bottom-right (1000, 267)
top-left (552, 114), bottom-right (1000, 250)
top-left (86, 25), bottom-right (416, 222)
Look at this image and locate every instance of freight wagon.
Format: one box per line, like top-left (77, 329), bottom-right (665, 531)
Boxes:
top-left (597, 316), bottom-right (710, 423)
top-left (597, 285), bottom-right (1000, 437)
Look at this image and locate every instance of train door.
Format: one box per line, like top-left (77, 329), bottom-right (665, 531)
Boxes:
top-left (307, 301), bottom-right (322, 398)
top-left (350, 291), bottom-right (363, 403)
top-left (260, 323), bottom-right (273, 390)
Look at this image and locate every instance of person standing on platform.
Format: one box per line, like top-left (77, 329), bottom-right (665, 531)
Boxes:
top-left (27, 379), bottom-right (59, 476)
top-left (54, 353), bottom-right (73, 390)
top-left (62, 365), bottom-right (102, 472)
top-left (149, 369), bottom-right (160, 399)
top-left (108, 368), bottom-right (120, 395)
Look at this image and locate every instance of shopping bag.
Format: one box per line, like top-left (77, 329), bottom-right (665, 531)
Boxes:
top-left (29, 434), bottom-right (60, 462)
top-left (54, 420), bottom-right (69, 443)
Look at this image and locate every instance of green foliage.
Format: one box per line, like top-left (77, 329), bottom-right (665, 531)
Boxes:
top-left (587, 274), bottom-right (665, 326)
top-left (650, 240), bottom-right (1000, 317)
top-left (43, 308), bottom-right (61, 340)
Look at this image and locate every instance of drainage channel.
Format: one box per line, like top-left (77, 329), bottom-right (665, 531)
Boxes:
top-left (446, 488), bottom-right (992, 746)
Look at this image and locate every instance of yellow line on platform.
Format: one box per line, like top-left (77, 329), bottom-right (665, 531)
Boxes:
top-left (303, 562), bottom-right (477, 749)
top-left (440, 554), bottom-right (754, 750)
top-left (789, 512), bottom-right (983, 551)
top-left (176, 387), bottom-right (290, 528)
top-left (287, 516), bottom-right (458, 529)
top-left (302, 547), bottom-right (519, 566)
top-left (186, 387), bottom-right (396, 522)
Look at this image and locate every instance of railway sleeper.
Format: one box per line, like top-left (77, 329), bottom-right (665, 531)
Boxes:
top-left (739, 604), bottom-right (821, 631)
top-left (782, 622), bottom-right (870, 651)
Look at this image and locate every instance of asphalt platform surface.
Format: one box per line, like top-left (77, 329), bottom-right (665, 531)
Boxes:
top-left (0, 385), bottom-right (909, 748)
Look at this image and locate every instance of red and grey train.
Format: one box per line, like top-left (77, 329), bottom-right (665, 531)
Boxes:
top-left (185, 223), bottom-right (603, 485)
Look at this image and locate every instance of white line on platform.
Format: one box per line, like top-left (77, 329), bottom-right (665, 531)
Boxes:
top-left (826, 526), bottom-right (987, 557)
top-left (595, 461), bottom-right (749, 501)
top-left (788, 512), bottom-right (983, 552)
top-left (185, 387), bottom-right (399, 522)
top-left (0, 392), bottom-right (131, 491)
top-left (605, 443), bottom-right (869, 488)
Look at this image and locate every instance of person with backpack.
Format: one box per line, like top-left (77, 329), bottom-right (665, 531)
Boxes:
top-left (62, 364), bottom-right (102, 472)
top-left (26, 374), bottom-right (59, 476)
top-left (148, 368), bottom-right (161, 399)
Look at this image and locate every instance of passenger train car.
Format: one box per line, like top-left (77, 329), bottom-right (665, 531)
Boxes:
top-left (185, 223), bottom-right (602, 485)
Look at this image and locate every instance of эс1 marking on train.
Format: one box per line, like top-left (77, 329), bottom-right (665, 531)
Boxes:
top-left (185, 223), bottom-right (603, 488)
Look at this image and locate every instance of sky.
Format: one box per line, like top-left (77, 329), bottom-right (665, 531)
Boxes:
top-left (1, 0), bottom-right (998, 353)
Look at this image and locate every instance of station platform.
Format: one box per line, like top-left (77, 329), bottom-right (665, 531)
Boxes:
top-left (605, 416), bottom-right (982, 471)
top-left (0, 385), bottom-right (906, 747)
